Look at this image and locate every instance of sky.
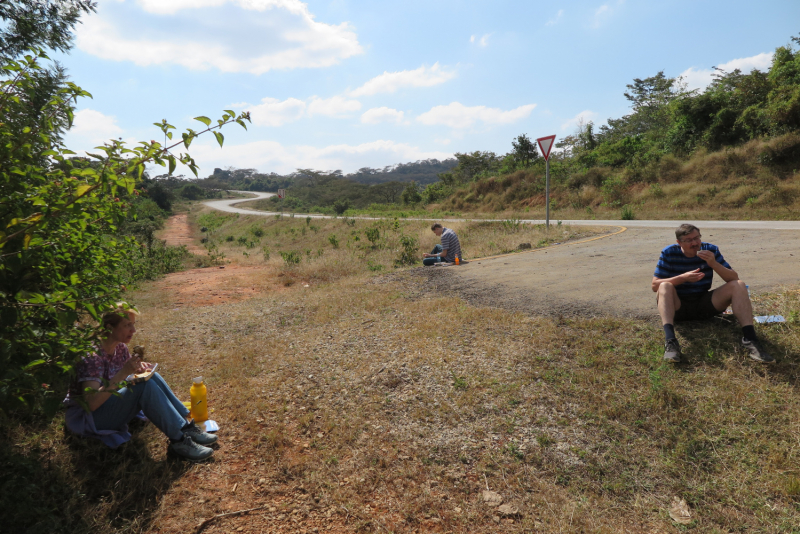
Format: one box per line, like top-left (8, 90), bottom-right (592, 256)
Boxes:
top-left (56, 0), bottom-right (800, 177)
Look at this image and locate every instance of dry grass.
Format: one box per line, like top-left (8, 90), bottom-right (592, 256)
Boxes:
top-left (4, 207), bottom-right (800, 533)
top-left (186, 206), bottom-right (606, 283)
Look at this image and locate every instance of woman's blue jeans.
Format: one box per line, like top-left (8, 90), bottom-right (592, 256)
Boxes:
top-left (423, 244), bottom-right (444, 266)
top-left (92, 372), bottom-right (190, 441)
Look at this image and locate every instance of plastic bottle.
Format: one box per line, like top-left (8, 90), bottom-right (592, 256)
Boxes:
top-left (190, 376), bottom-right (209, 422)
top-left (455, 254), bottom-right (460, 265)
top-left (436, 253), bottom-right (441, 263)
top-left (746, 285), bottom-right (751, 298)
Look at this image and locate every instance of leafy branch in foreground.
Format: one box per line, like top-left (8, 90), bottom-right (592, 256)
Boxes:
top-left (0, 49), bottom-right (250, 415)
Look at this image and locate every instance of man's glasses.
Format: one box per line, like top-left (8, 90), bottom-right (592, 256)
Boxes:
top-left (680, 235), bottom-right (702, 243)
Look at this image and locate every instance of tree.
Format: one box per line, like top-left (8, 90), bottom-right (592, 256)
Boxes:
top-left (0, 1), bottom-right (95, 60)
top-left (0, 50), bottom-right (250, 414)
top-left (510, 134), bottom-right (539, 168)
top-left (438, 151), bottom-right (501, 185)
top-left (373, 181), bottom-right (404, 204)
top-left (401, 181), bottom-right (422, 204)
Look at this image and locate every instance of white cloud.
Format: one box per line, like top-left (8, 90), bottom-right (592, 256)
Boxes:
top-left (470, 33), bottom-right (491, 47)
top-left (416, 102), bottom-right (536, 128)
top-left (307, 96), bottom-right (362, 117)
top-left (76, 0), bottom-right (363, 74)
top-left (679, 52), bottom-right (774, 91)
top-left (546, 9), bottom-right (564, 26)
top-left (361, 107), bottom-right (405, 124)
top-left (248, 97), bottom-right (307, 127)
top-left (561, 110), bottom-right (599, 131)
top-left (350, 63), bottom-right (457, 97)
top-left (592, 0), bottom-right (623, 27)
top-left (66, 108), bottom-right (124, 144)
top-left (190, 138), bottom-right (453, 174)
top-left (244, 95), bottom-right (361, 125)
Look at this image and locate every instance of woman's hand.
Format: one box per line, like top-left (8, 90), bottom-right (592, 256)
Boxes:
top-left (122, 355), bottom-right (144, 376)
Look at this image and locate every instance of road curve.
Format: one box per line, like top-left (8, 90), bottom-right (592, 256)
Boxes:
top-left (205, 191), bottom-right (800, 230)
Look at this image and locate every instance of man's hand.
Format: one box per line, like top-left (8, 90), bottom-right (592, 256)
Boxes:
top-left (696, 250), bottom-right (717, 265)
top-left (681, 268), bottom-right (705, 283)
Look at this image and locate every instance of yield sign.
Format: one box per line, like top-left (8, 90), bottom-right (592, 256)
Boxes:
top-left (537, 135), bottom-right (556, 161)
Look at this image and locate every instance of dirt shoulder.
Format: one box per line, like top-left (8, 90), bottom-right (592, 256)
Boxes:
top-left (413, 226), bottom-right (800, 319)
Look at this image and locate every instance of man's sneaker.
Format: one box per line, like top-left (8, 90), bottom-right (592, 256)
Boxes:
top-left (663, 338), bottom-right (682, 363)
top-left (741, 338), bottom-right (775, 363)
top-left (183, 420), bottom-right (218, 445)
top-left (169, 435), bottom-right (213, 461)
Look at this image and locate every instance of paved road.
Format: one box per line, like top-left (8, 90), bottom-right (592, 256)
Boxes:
top-left (205, 191), bottom-right (800, 230)
top-left (451, 226), bottom-right (800, 318)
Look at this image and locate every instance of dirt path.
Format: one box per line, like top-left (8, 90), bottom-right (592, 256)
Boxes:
top-left (158, 212), bottom-right (206, 255)
top-left (416, 226), bottom-right (800, 319)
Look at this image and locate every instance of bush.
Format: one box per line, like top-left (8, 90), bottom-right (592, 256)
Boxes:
top-left (328, 234), bottom-right (339, 248)
top-left (394, 235), bottom-right (419, 266)
top-left (333, 199), bottom-right (350, 215)
top-left (180, 183), bottom-right (205, 200)
top-left (421, 181), bottom-right (453, 203)
top-left (280, 250), bottom-right (301, 265)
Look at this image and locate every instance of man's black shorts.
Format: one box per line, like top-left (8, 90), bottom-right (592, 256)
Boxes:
top-left (674, 290), bottom-right (723, 322)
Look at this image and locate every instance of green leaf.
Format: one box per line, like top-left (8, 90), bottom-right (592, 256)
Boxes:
top-left (23, 359), bottom-right (47, 371)
top-left (168, 156), bottom-right (176, 175)
top-left (182, 132), bottom-right (192, 149)
top-left (194, 116), bottom-right (211, 126)
top-left (213, 131), bottom-right (224, 147)
top-left (70, 273), bottom-right (80, 285)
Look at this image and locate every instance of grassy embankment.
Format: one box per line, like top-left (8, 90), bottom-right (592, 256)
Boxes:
top-left (2, 206), bottom-right (799, 533)
top-left (439, 135), bottom-right (800, 221)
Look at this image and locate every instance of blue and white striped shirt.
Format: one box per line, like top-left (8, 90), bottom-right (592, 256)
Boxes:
top-left (440, 227), bottom-right (461, 263)
top-left (654, 243), bottom-right (731, 295)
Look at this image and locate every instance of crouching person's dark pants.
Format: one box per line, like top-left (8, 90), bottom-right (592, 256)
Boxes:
top-left (423, 244), bottom-right (444, 266)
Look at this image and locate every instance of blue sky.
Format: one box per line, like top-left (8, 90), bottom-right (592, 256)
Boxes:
top-left (57, 0), bottom-right (800, 176)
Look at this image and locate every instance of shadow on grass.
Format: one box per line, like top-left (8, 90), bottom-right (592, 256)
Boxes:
top-left (675, 316), bottom-right (800, 384)
top-left (0, 419), bottom-right (192, 534)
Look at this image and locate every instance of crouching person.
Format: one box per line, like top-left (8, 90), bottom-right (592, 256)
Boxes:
top-left (64, 305), bottom-right (218, 461)
top-left (422, 223), bottom-right (461, 266)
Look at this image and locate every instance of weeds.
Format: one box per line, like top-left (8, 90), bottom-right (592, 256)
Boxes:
top-left (280, 250), bottom-right (301, 265)
top-left (620, 204), bottom-right (635, 220)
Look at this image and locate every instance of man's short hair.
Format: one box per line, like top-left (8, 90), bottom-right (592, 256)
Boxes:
top-left (675, 223), bottom-right (700, 240)
top-left (431, 223), bottom-right (443, 231)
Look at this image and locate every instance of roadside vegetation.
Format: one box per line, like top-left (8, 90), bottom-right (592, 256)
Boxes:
top-left (187, 206), bottom-right (605, 282)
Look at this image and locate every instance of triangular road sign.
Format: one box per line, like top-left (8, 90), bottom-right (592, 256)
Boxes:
top-left (537, 135), bottom-right (556, 161)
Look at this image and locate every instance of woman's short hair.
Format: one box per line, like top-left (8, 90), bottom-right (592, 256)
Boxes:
top-left (431, 223), bottom-right (443, 231)
top-left (675, 223), bottom-right (700, 240)
top-left (102, 303), bottom-right (139, 330)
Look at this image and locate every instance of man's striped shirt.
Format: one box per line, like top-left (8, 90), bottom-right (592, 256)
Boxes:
top-left (440, 227), bottom-right (461, 263)
top-left (654, 243), bottom-right (731, 295)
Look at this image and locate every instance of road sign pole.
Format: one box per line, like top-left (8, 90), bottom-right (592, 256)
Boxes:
top-left (536, 134), bottom-right (556, 230)
top-left (545, 159), bottom-right (550, 228)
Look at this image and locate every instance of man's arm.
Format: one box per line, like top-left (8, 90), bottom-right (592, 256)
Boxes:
top-left (651, 269), bottom-right (704, 292)
top-left (696, 250), bottom-right (739, 282)
top-left (423, 248), bottom-right (449, 258)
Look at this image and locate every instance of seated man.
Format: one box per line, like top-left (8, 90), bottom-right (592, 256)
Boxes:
top-left (422, 223), bottom-right (461, 266)
top-left (652, 223), bottom-right (773, 363)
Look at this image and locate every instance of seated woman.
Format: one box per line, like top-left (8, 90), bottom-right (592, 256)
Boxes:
top-left (64, 305), bottom-right (217, 461)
